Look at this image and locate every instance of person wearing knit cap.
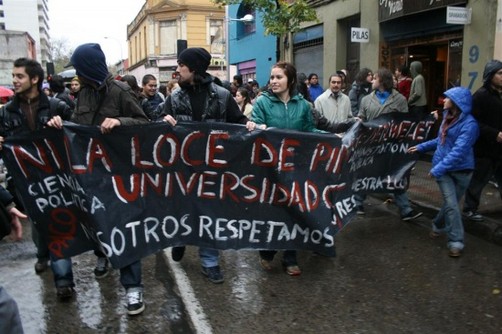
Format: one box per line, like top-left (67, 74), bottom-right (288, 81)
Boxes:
top-left (48, 43), bottom-right (150, 316)
top-left (463, 60), bottom-right (502, 222)
top-left (159, 47), bottom-right (258, 284)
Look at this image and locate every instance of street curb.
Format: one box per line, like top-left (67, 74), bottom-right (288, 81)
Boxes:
top-left (411, 199), bottom-right (502, 247)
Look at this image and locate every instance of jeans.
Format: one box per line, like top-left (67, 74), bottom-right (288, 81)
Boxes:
top-left (0, 286), bottom-right (23, 334)
top-left (464, 157), bottom-right (502, 212)
top-left (432, 171), bottom-right (473, 250)
top-left (120, 260), bottom-right (142, 290)
top-left (199, 248), bottom-right (220, 268)
top-left (50, 255), bottom-right (74, 288)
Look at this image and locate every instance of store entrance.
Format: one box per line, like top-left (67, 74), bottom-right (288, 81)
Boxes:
top-left (390, 38), bottom-right (463, 113)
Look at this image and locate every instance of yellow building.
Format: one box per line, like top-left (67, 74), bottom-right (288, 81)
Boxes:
top-left (127, 0), bottom-right (225, 83)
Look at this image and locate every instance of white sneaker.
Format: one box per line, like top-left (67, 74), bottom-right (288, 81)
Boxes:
top-left (126, 288), bottom-right (145, 315)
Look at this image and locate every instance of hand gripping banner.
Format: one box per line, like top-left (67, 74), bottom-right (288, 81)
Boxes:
top-left (1, 114), bottom-right (434, 268)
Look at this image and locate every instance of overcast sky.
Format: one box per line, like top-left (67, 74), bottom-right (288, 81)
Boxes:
top-left (49, 0), bottom-right (145, 64)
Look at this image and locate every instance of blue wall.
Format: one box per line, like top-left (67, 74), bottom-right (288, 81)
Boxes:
top-left (228, 4), bottom-right (276, 88)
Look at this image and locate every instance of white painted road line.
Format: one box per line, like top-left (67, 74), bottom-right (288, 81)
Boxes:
top-left (163, 248), bottom-right (213, 334)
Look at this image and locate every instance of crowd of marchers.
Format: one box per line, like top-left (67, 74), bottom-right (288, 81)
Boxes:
top-left (0, 42), bottom-right (501, 333)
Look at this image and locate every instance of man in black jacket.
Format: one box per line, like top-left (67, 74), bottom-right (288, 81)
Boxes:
top-left (463, 60), bottom-right (502, 221)
top-left (160, 47), bottom-right (254, 284)
top-left (0, 57), bottom-right (78, 301)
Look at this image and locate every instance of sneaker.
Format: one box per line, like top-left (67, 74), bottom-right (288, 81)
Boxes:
top-left (171, 246), bottom-right (186, 262)
top-left (126, 288), bottom-right (145, 315)
top-left (356, 206), bottom-right (365, 215)
top-left (56, 286), bottom-right (75, 301)
top-left (201, 265), bottom-right (224, 284)
top-left (463, 210), bottom-right (484, 222)
top-left (94, 257), bottom-right (109, 278)
top-left (448, 248), bottom-right (462, 258)
top-left (402, 210), bottom-right (423, 221)
top-left (34, 258), bottom-right (49, 274)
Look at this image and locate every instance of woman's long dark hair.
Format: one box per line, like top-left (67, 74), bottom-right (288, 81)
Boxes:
top-left (237, 87), bottom-right (251, 112)
top-left (272, 61), bottom-right (298, 96)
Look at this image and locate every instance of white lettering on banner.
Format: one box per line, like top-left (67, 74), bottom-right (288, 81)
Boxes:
top-left (352, 175), bottom-right (407, 192)
top-left (96, 213), bottom-right (336, 257)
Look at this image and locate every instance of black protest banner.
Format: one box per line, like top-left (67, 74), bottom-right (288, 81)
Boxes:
top-left (1, 113), bottom-right (433, 268)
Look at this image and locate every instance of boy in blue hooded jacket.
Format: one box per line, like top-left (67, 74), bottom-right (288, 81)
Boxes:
top-left (408, 87), bottom-right (479, 257)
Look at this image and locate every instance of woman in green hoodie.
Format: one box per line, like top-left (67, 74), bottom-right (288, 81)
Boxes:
top-left (252, 61), bottom-right (321, 276)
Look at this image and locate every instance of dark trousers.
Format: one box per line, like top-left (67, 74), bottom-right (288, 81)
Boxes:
top-left (259, 250), bottom-right (298, 266)
top-left (464, 157), bottom-right (502, 211)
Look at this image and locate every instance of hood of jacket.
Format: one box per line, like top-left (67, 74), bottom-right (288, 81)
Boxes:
top-left (443, 86), bottom-right (472, 115)
top-left (482, 59), bottom-right (502, 87)
top-left (410, 61), bottom-right (423, 78)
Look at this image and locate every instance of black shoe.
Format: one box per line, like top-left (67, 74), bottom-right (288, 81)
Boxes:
top-left (356, 206), bottom-right (365, 215)
top-left (402, 210), bottom-right (423, 221)
top-left (126, 288), bottom-right (145, 315)
top-left (171, 246), bottom-right (186, 262)
top-left (34, 258), bottom-right (49, 274)
top-left (463, 210), bottom-right (484, 222)
top-left (94, 257), bottom-right (109, 278)
top-left (201, 265), bottom-right (224, 284)
top-left (56, 286), bottom-right (75, 301)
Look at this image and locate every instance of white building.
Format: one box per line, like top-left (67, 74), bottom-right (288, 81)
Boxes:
top-left (0, 0), bottom-right (51, 68)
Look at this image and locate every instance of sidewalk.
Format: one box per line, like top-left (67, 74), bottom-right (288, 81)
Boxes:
top-left (405, 159), bottom-right (502, 246)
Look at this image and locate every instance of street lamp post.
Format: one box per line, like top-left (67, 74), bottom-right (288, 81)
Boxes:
top-left (225, 10), bottom-right (254, 81)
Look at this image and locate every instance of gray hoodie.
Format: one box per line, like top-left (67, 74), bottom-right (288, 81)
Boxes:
top-left (408, 61), bottom-right (427, 107)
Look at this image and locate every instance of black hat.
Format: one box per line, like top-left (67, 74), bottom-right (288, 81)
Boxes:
top-left (178, 48), bottom-right (211, 75)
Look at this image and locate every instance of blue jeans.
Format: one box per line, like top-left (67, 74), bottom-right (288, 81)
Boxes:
top-left (432, 171), bottom-right (473, 250)
top-left (50, 255), bottom-right (74, 288)
top-left (119, 260), bottom-right (142, 290)
top-left (199, 248), bottom-right (219, 268)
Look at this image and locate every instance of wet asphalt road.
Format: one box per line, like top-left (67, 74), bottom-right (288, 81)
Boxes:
top-left (1, 195), bottom-right (502, 333)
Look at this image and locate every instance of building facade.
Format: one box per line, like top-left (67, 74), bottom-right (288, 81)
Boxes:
top-left (227, 4), bottom-right (276, 88)
top-left (0, 30), bottom-right (37, 86)
top-left (126, 0), bottom-right (225, 84)
top-left (284, 0), bottom-right (501, 112)
top-left (0, 0), bottom-right (50, 68)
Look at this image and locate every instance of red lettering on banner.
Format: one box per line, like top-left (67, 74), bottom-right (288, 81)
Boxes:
top-left (131, 135), bottom-right (153, 169)
top-left (112, 174), bottom-right (141, 202)
top-left (154, 133), bottom-right (179, 167)
top-left (207, 132), bottom-right (229, 168)
top-left (12, 143), bottom-right (53, 178)
top-left (251, 138), bottom-right (278, 168)
top-left (48, 207), bottom-right (77, 258)
top-left (87, 138), bottom-right (113, 173)
top-left (279, 138), bottom-right (299, 172)
top-left (220, 172), bottom-right (240, 202)
top-left (181, 131), bottom-right (204, 166)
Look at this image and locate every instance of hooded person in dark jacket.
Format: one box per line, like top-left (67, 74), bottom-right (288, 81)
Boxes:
top-left (47, 43), bottom-right (149, 316)
top-left (409, 87), bottom-right (479, 257)
top-left (462, 60), bottom-right (502, 222)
